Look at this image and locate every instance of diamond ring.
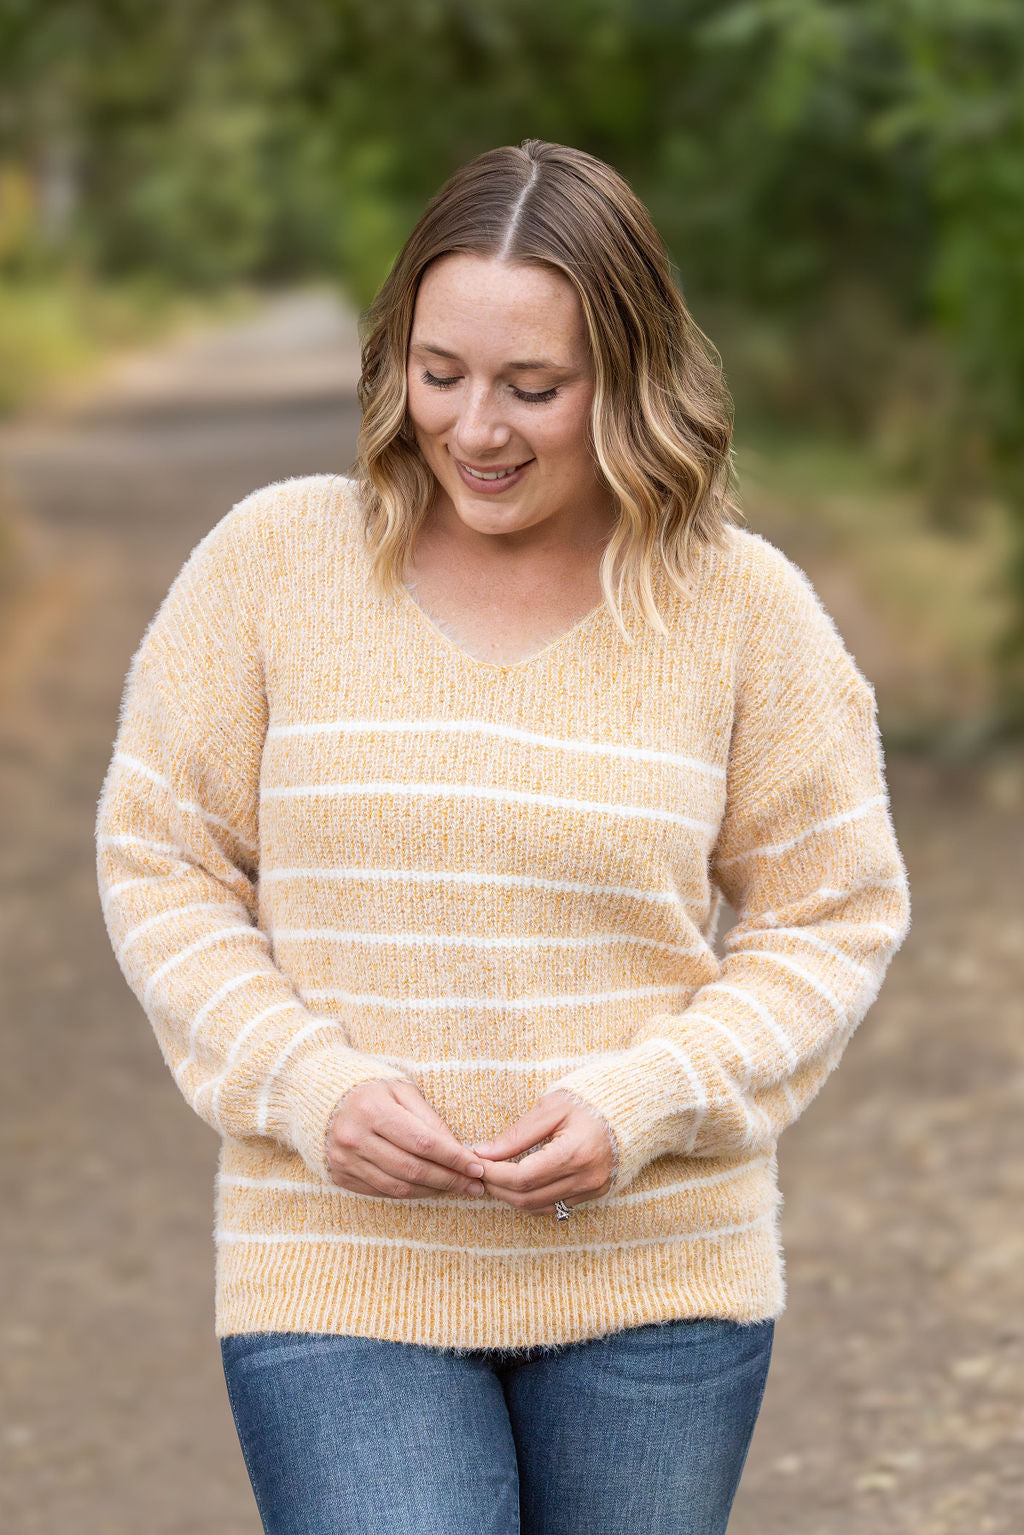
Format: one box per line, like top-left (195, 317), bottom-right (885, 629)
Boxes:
top-left (554, 1200), bottom-right (572, 1221)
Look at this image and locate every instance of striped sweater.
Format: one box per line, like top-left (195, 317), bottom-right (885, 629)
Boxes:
top-left (95, 472), bottom-right (911, 1349)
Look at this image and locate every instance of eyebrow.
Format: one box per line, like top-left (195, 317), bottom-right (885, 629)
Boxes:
top-left (410, 342), bottom-right (572, 372)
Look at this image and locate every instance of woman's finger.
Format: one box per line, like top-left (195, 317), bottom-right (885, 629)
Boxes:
top-left (356, 1130), bottom-right (486, 1198)
top-left (477, 1136), bottom-right (575, 1195)
top-left (483, 1167), bottom-right (595, 1214)
top-left (328, 1080), bottom-right (483, 1189)
top-left (373, 1097), bottom-right (484, 1177)
top-left (386, 1081), bottom-right (485, 1164)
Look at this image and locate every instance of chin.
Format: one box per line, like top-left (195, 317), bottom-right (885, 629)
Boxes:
top-left (453, 499), bottom-right (523, 530)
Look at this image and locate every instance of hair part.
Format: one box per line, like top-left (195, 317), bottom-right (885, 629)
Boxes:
top-left (354, 139), bottom-right (745, 641)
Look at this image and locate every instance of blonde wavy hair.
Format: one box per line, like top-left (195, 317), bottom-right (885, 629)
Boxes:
top-left (354, 138), bottom-right (744, 640)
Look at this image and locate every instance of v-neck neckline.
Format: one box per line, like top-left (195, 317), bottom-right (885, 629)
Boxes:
top-left (345, 477), bottom-right (641, 675)
top-left (395, 577), bottom-right (610, 675)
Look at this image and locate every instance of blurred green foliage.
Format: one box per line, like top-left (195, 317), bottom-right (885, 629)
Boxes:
top-left (1, 0), bottom-right (1023, 731)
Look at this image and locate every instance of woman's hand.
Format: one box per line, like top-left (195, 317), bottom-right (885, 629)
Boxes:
top-left (325, 1079), bottom-right (487, 1199)
top-left (470, 1089), bottom-right (616, 1216)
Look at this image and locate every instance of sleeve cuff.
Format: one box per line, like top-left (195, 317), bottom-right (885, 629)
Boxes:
top-left (547, 1034), bottom-right (715, 1194)
top-left (276, 1047), bottom-right (416, 1184)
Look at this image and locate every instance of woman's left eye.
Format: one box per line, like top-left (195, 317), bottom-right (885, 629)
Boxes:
top-left (511, 386), bottom-right (559, 404)
top-left (420, 370), bottom-right (558, 405)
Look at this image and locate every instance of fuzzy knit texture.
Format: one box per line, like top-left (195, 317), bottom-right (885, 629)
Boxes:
top-left (95, 472), bottom-right (911, 1351)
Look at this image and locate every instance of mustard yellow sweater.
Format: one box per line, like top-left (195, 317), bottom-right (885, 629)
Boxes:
top-left (95, 473), bottom-right (910, 1349)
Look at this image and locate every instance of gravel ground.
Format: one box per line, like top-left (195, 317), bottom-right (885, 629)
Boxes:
top-left (1, 291), bottom-right (1021, 1534)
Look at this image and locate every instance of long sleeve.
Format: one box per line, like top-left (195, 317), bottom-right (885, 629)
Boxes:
top-left (548, 543), bottom-right (911, 1196)
top-left (94, 495), bottom-right (414, 1184)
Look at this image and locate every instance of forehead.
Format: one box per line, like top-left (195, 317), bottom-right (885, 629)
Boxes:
top-left (411, 253), bottom-right (588, 361)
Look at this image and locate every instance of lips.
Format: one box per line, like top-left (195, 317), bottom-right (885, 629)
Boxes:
top-left (458, 459), bottom-right (532, 481)
top-left (453, 455), bottom-right (534, 494)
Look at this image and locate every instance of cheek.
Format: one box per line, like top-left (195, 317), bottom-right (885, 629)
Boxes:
top-left (533, 401), bottom-right (594, 467)
top-left (406, 377), bottom-right (450, 436)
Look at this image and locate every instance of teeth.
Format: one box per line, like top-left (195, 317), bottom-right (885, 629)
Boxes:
top-left (463, 463), bottom-right (522, 481)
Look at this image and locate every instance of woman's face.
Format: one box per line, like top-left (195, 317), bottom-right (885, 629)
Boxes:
top-left (406, 252), bottom-right (614, 550)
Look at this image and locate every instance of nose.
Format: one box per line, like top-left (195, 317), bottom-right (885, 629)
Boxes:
top-left (450, 382), bottom-right (512, 459)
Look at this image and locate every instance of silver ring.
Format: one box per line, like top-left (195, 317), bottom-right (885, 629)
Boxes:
top-left (554, 1199), bottom-right (572, 1221)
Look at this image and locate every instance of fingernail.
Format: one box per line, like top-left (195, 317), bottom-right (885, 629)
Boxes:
top-left (467, 1162), bottom-right (484, 1178)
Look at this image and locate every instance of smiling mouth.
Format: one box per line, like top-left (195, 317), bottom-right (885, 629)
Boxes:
top-left (457, 459), bottom-right (533, 482)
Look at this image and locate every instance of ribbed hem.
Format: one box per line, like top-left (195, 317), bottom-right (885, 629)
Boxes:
top-left (213, 1215), bottom-right (786, 1348)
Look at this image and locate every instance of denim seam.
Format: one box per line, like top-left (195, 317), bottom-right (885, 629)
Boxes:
top-left (748, 1321), bottom-right (774, 1424)
top-left (221, 1338), bottom-right (275, 1533)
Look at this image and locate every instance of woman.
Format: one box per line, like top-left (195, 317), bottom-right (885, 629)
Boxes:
top-left (96, 140), bottom-right (911, 1533)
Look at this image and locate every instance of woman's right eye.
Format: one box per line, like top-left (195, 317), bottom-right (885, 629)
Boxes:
top-left (422, 370), bottom-right (460, 389)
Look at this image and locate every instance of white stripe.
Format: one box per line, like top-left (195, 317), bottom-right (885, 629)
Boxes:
top-left (697, 982), bottom-right (799, 1070)
top-left (113, 750), bottom-right (167, 790)
top-left (253, 1047), bottom-right (662, 1074)
top-left (187, 805), bottom-right (256, 850)
top-left (142, 927), bottom-right (268, 1008)
top-left (267, 717), bottom-right (726, 778)
top-left (273, 927), bottom-right (701, 959)
top-left (669, 1020), bottom-right (782, 1146)
top-left (750, 1100), bottom-right (777, 1143)
top-left (638, 1034), bottom-right (708, 1151)
top-left (101, 875), bottom-right (180, 905)
top-left (215, 1209), bottom-right (776, 1258)
top-left (851, 921), bottom-right (903, 939)
top-left (728, 949), bottom-right (846, 1013)
top-left (716, 795), bottom-right (887, 866)
top-left (263, 778), bottom-right (718, 834)
top-left (190, 970), bottom-right (270, 1034)
top-left (178, 995), bottom-right (289, 1109)
top-left (750, 913), bottom-right (903, 946)
top-left (260, 865), bottom-right (682, 908)
top-left (254, 1020), bottom-right (342, 1135)
top-left (679, 1009), bottom-right (757, 1083)
top-left (785, 878), bottom-right (906, 907)
top-left (207, 1002), bottom-right (305, 1132)
top-left (814, 877), bottom-right (906, 900)
top-left (299, 982), bottom-right (693, 1012)
top-left (184, 998), bottom-right (296, 1101)
top-left (98, 833), bottom-right (189, 860)
top-left (217, 1155), bottom-right (771, 1204)
top-left (174, 969), bottom-right (272, 1060)
top-left (728, 928), bottom-right (873, 979)
top-left (117, 901), bottom-right (234, 961)
top-left (185, 1002), bottom-right (318, 1132)
top-left (112, 751), bottom-right (257, 852)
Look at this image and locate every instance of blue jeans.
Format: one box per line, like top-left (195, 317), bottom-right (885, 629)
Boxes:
top-left (220, 1316), bottom-right (775, 1534)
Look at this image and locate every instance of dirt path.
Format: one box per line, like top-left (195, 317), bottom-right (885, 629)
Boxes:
top-left (1, 290), bottom-right (1021, 1534)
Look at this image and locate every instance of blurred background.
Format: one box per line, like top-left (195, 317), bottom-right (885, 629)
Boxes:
top-left (1, 3), bottom-right (1021, 1533)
